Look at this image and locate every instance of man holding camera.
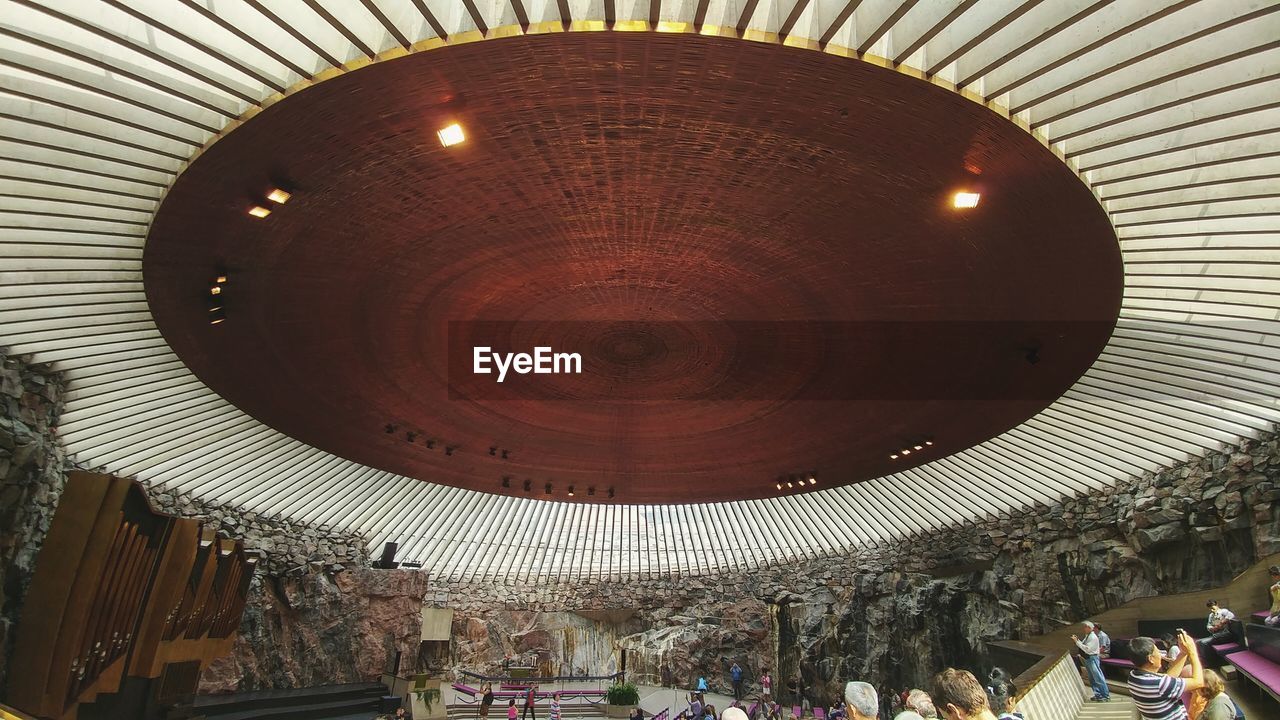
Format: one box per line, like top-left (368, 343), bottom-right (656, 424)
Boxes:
top-left (1127, 629), bottom-right (1205, 720)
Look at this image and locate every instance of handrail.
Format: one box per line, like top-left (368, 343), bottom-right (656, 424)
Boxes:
top-left (460, 670), bottom-right (625, 683)
top-left (999, 647), bottom-right (1084, 720)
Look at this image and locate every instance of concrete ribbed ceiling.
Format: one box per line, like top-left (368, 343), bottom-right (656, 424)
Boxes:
top-left (1, 0), bottom-right (1278, 581)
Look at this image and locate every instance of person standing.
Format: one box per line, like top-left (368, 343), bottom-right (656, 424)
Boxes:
top-left (523, 683), bottom-right (538, 720)
top-left (1096, 623), bottom-right (1112, 658)
top-left (481, 683), bottom-right (495, 720)
top-left (761, 669), bottom-right (772, 703)
top-left (508, 699), bottom-right (518, 720)
top-left (550, 694), bottom-right (561, 720)
top-left (731, 662), bottom-right (744, 702)
top-left (1128, 630), bottom-right (1204, 720)
top-left (1265, 565), bottom-right (1280, 626)
top-left (1072, 620), bottom-right (1110, 702)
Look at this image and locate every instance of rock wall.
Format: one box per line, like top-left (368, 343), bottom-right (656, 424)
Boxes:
top-left (201, 567), bottom-right (429, 693)
top-left (437, 431), bottom-right (1280, 706)
top-left (144, 491), bottom-right (430, 693)
top-left (0, 350), bottom-right (68, 693)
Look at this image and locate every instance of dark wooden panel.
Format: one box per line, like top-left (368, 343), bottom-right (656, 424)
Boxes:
top-left (6, 473), bottom-right (256, 720)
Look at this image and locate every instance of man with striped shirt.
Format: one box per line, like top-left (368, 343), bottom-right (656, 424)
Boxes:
top-left (1127, 630), bottom-right (1204, 720)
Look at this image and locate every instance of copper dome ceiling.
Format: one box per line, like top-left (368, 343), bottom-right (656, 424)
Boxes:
top-left (143, 32), bottom-right (1121, 504)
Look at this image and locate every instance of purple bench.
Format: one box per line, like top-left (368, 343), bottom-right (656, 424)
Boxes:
top-left (1229, 651), bottom-right (1280, 701)
top-left (454, 683), bottom-right (480, 696)
top-left (1253, 610), bottom-right (1273, 624)
top-left (1210, 641), bottom-right (1244, 655)
top-left (791, 706), bottom-right (802, 719)
top-left (653, 710), bottom-right (670, 720)
top-left (814, 708), bottom-right (826, 720)
top-left (1228, 623), bottom-right (1280, 702)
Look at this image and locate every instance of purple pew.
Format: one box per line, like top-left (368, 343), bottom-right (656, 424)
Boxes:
top-left (454, 683), bottom-right (480, 696)
top-left (814, 708), bottom-right (826, 720)
top-left (792, 706), bottom-right (802, 719)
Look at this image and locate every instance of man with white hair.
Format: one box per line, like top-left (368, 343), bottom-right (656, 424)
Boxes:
top-left (1071, 620), bottom-right (1110, 702)
top-left (723, 706), bottom-right (750, 720)
top-left (905, 689), bottom-right (937, 719)
top-left (843, 681), bottom-right (878, 720)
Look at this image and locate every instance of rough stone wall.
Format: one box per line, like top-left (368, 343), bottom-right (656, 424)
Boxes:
top-left (437, 431), bottom-right (1280, 706)
top-left (142, 491), bottom-right (429, 694)
top-left (148, 490), bottom-right (370, 577)
top-left (200, 567), bottom-right (429, 693)
top-left (0, 350), bottom-right (68, 693)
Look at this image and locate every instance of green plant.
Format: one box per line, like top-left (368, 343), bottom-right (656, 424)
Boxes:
top-left (606, 682), bottom-right (640, 706)
top-left (415, 687), bottom-right (441, 713)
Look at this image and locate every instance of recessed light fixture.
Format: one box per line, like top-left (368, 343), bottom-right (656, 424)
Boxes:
top-left (267, 188), bottom-right (292, 204)
top-left (776, 483), bottom-right (783, 490)
top-left (925, 440), bottom-right (934, 446)
top-left (438, 123), bottom-right (465, 147)
top-left (209, 308), bottom-right (226, 325)
top-left (544, 482), bottom-right (552, 495)
top-left (953, 191), bottom-right (980, 209)
top-left (215, 275), bottom-right (227, 284)
top-left (786, 481), bottom-right (794, 488)
top-left (210, 286), bottom-right (222, 296)
top-left (914, 445), bottom-right (923, 450)
top-left (248, 204), bottom-right (271, 218)
top-left (902, 449), bottom-right (911, 455)
top-left (808, 477), bottom-right (817, 485)
top-left (890, 454), bottom-right (898, 460)
top-left (567, 485), bottom-right (575, 497)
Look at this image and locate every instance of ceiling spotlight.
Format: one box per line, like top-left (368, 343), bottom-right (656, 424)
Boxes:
top-left (384, 424), bottom-right (396, 434)
top-left (248, 204), bottom-right (271, 218)
top-left (266, 188), bottom-right (292, 204)
top-left (776, 483), bottom-right (783, 490)
top-left (523, 479), bottom-right (531, 492)
top-left (786, 481), bottom-right (794, 489)
top-left (501, 476), bottom-right (511, 488)
top-left (438, 122), bottom-right (465, 147)
top-left (567, 485), bottom-right (575, 497)
top-left (489, 446), bottom-right (497, 456)
top-left (890, 454), bottom-right (899, 460)
top-left (501, 449), bottom-right (509, 459)
top-left (209, 308), bottom-right (226, 325)
top-left (425, 439), bottom-right (436, 449)
top-left (902, 449), bottom-right (911, 455)
top-left (215, 275), bottom-right (228, 284)
top-left (607, 487), bottom-right (614, 499)
top-left (914, 445), bottom-right (923, 451)
top-left (444, 445), bottom-right (455, 456)
top-left (925, 440), bottom-right (934, 446)
top-left (210, 285), bottom-right (222, 296)
top-left (953, 191), bottom-right (980, 209)
top-left (406, 431), bottom-right (417, 442)
top-left (588, 486), bottom-right (595, 496)
top-left (544, 482), bottom-right (552, 495)
top-left (808, 477), bottom-right (817, 485)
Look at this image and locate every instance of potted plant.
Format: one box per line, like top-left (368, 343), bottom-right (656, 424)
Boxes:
top-left (605, 681), bottom-right (641, 718)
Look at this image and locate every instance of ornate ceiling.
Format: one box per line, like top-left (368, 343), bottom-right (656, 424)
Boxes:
top-left (1, 0), bottom-right (1278, 580)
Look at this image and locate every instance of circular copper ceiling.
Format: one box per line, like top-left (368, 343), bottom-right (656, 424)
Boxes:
top-left (144, 32), bottom-right (1122, 505)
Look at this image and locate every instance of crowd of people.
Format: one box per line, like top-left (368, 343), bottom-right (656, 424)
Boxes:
top-left (672, 666), bottom-right (1020, 720)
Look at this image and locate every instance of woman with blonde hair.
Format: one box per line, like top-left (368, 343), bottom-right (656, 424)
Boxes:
top-left (1190, 669), bottom-right (1242, 720)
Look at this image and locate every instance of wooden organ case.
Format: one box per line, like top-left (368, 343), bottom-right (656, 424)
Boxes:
top-left (7, 472), bottom-right (256, 720)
